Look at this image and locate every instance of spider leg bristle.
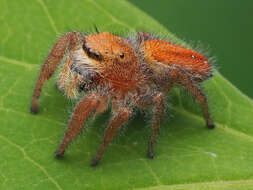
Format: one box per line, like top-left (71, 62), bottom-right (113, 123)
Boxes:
top-left (55, 150), bottom-right (65, 158)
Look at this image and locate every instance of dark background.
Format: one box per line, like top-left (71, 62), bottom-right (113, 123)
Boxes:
top-left (129, 0), bottom-right (253, 98)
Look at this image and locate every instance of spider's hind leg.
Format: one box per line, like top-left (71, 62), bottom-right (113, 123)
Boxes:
top-left (179, 75), bottom-right (215, 129)
top-left (30, 32), bottom-right (84, 113)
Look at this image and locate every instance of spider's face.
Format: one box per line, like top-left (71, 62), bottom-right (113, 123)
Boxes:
top-left (75, 32), bottom-right (143, 91)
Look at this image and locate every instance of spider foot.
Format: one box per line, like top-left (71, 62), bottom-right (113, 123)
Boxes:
top-left (55, 150), bottom-right (65, 159)
top-left (30, 105), bottom-right (38, 114)
top-left (91, 158), bottom-right (100, 167)
top-left (147, 152), bottom-right (155, 159)
top-left (207, 123), bottom-right (215, 129)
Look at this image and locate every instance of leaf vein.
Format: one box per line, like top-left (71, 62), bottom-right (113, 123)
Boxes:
top-left (119, 144), bottom-right (163, 186)
top-left (86, 0), bottom-right (133, 30)
top-left (133, 179), bottom-right (253, 190)
top-left (0, 56), bottom-right (38, 70)
top-left (36, 0), bottom-right (59, 34)
top-left (0, 134), bottom-right (63, 190)
top-left (0, 107), bottom-right (65, 127)
top-left (139, 158), bottom-right (163, 186)
top-left (216, 73), bottom-right (253, 106)
top-left (174, 107), bottom-right (253, 143)
top-left (212, 78), bottom-right (232, 126)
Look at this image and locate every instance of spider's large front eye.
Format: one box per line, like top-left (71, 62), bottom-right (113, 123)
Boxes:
top-left (82, 43), bottom-right (102, 61)
top-left (120, 53), bottom-right (124, 59)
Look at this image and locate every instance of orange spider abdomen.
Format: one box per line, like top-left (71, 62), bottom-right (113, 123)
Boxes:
top-left (142, 40), bottom-right (211, 79)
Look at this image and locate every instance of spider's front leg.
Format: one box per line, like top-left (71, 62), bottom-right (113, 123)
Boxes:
top-left (91, 106), bottom-right (131, 166)
top-left (55, 92), bottom-right (108, 157)
top-left (30, 32), bottom-right (83, 113)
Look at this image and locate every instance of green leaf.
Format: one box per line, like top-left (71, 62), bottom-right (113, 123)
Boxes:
top-left (1, 0), bottom-right (253, 189)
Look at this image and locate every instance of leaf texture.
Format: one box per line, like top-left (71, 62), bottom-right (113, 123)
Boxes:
top-left (0, 0), bottom-right (253, 189)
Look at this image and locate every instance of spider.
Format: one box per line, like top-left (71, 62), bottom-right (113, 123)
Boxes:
top-left (30, 31), bottom-right (214, 166)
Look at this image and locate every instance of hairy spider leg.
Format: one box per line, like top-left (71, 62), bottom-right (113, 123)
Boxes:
top-left (147, 93), bottom-right (165, 158)
top-left (91, 106), bottom-right (131, 166)
top-left (55, 92), bottom-right (108, 157)
top-left (178, 73), bottom-right (214, 129)
top-left (134, 91), bottom-right (167, 159)
top-left (30, 32), bottom-right (83, 113)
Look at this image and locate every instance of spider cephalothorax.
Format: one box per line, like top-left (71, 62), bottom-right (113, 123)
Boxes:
top-left (30, 31), bottom-right (214, 166)
top-left (79, 32), bottom-right (145, 96)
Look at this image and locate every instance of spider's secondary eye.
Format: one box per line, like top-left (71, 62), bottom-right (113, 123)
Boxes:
top-left (82, 42), bottom-right (102, 61)
top-left (93, 52), bottom-right (100, 59)
top-left (120, 53), bottom-right (124, 59)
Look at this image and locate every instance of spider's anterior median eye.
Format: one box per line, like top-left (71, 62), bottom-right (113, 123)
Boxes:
top-left (82, 42), bottom-right (102, 61)
top-left (120, 53), bottom-right (124, 59)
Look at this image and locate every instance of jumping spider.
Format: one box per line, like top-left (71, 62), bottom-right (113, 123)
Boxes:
top-left (30, 31), bottom-right (214, 166)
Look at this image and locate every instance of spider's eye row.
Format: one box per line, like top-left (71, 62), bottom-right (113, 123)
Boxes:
top-left (82, 42), bottom-right (102, 61)
top-left (120, 53), bottom-right (124, 59)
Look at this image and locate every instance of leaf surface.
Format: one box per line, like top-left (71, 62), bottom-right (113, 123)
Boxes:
top-left (0, 0), bottom-right (253, 189)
